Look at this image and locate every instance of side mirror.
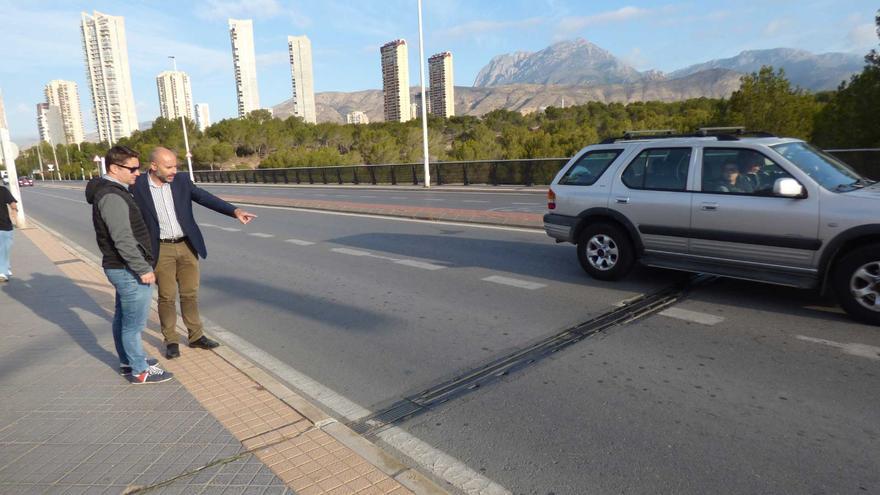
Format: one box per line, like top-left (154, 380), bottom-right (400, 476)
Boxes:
top-left (774, 178), bottom-right (805, 198)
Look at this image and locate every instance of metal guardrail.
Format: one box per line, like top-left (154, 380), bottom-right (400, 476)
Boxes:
top-left (192, 158), bottom-right (570, 186)
top-left (167, 149), bottom-right (880, 186)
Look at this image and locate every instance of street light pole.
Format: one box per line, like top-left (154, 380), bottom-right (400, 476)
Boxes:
top-left (417, 0), bottom-right (430, 188)
top-left (169, 56), bottom-right (196, 183)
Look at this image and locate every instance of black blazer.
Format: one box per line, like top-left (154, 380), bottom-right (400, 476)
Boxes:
top-left (132, 173), bottom-right (237, 266)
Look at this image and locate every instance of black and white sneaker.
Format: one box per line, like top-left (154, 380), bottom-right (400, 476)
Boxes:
top-left (119, 358), bottom-right (159, 375)
top-left (129, 365), bottom-right (174, 384)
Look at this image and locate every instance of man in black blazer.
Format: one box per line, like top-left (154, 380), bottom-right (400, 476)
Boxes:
top-left (132, 147), bottom-right (256, 358)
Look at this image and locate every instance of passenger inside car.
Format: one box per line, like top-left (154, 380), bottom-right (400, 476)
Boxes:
top-left (711, 162), bottom-right (753, 193)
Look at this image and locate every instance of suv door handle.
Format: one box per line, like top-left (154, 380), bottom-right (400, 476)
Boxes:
top-left (615, 197), bottom-right (630, 204)
top-left (701, 202), bottom-right (719, 211)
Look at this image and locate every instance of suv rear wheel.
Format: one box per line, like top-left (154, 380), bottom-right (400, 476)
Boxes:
top-left (577, 223), bottom-right (634, 281)
top-left (832, 244), bottom-right (880, 326)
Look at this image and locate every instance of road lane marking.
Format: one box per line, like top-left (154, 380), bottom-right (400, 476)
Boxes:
top-left (331, 247), bottom-right (372, 256)
top-left (422, 198), bottom-right (445, 201)
top-left (234, 203), bottom-right (545, 234)
top-left (219, 227), bottom-right (241, 232)
top-left (199, 223), bottom-right (218, 228)
top-left (394, 259), bottom-right (445, 270)
top-left (285, 239), bottom-right (316, 246)
top-left (511, 202), bottom-right (542, 205)
top-left (390, 196), bottom-right (409, 200)
top-left (26, 191), bottom-right (87, 204)
top-left (204, 320), bottom-right (511, 495)
top-left (462, 200), bottom-right (490, 203)
top-left (658, 307), bottom-right (725, 326)
top-left (248, 232), bottom-right (275, 238)
top-left (331, 247), bottom-right (446, 269)
top-left (358, 195), bottom-right (377, 198)
top-left (481, 275), bottom-right (546, 290)
top-left (796, 335), bottom-right (880, 360)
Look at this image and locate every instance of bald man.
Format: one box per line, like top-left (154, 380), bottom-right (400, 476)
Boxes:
top-left (132, 147), bottom-right (256, 359)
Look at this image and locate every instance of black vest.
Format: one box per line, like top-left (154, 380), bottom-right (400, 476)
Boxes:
top-left (91, 180), bottom-right (154, 270)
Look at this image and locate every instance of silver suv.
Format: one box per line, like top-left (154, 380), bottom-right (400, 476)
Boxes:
top-left (544, 129), bottom-right (880, 326)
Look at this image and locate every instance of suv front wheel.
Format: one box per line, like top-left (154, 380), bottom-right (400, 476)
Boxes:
top-left (832, 244), bottom-right (880, 326)
top-left (577, 223), bottom-right (635, 281)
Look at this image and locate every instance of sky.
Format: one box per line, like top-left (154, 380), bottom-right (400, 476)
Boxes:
top-left (0, 0), bottom-right (877, 142)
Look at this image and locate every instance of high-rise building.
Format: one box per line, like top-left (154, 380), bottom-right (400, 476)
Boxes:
top-left (44, 80), bottom-right (86, 145)
top-left (428, 51), bottom-right (454, 118)
top-left (380, 39), bottom-right (411, 123)
top-left (229, 19), bottom-right (260, 117)
top-left (36, 103), bottom-right (66, 145)
top-left (287, 35), bottom-right (316, 124)
top-left (346, 111), bottom-right (369, 125)
top-left (81, 11), bottom-right (138, 143)
top-left (195, 103), bottom-right (211, 132)
top-left (156, 71), bottom-right (193, 121)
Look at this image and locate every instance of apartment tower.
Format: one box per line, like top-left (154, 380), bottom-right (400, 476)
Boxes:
top-left (428, 52), bottom-right (454, 118)
top-left (156, 71), bottom-right (193, 120)
top-left (380, 39), bottom-right (410, 122)
top-left (44, 80), bottom-right (85, 145)
top-left (228, 19), bottom-right (260, 117)
top-left (287, 35), bottom-right (316, 124)
top-left (195, 103), bottom-right (211, 132)
top-left (346, 111), bottom-right (369, 125)
top-left (80, 11), bottom-right (138, 143)
top-left (36, 103), bottom-right (66, 145)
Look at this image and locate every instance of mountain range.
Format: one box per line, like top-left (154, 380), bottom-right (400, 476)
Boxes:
top-left (273, 39), bottom-right (864, 123)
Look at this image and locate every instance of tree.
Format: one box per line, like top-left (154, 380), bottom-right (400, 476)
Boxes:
top-left (812, 10), bottom-right (880, 148)
top-left (726, 66), bottom-right (819, 139)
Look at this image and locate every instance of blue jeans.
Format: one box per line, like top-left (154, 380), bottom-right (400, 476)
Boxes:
top-left (104, 268), bottom-right (152, 374)
top-left (0, 229), bottom-right (12, 276)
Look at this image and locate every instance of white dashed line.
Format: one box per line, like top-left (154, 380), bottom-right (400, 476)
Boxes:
top-left (358, 195), bottom-right (377, 198)
top-left (481, 275), bottom-right (546, 290)
top-left (394, 259), bottom-right (446, 270)
top-left (796, 335), bottom-right (880, 360)
top-left (249, 233), bottom-right (275, 238)
top-left (285, 239), bottom-right (316, 246)
top-left (423, 198), bottom-right (445, 201)
top-left (390, 196), bottom-right (408, 200)
top-left (331, 247), bottom-right (445, 269)
top-left (462, 200), bottom-right (490, 203)
top-left (331, 247), bottom-right (372, 256)
top-left (219, 227), bottom-right (241, 232)
top-left (199, 223), bottom-right (218, 228)
top-left (511, 202), bottom-right (542, 205)
top-left (658, 307), bottom-right (725, 326)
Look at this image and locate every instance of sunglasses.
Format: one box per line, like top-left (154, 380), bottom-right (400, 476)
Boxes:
top-left (113, 164), bottom-right (141, 173)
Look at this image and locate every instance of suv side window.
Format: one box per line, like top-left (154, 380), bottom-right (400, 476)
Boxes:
top-left (701, 148), bottom-right (793, 195)
top-left (621, 148), bottom-right (692, 191)
top-left (558, 149), bottom-right (623, 186)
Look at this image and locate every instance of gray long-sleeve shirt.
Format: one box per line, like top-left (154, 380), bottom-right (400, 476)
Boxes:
top-left (97, 178), bottom-right (153, 276)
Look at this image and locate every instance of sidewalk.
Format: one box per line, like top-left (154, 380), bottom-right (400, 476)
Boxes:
top-left (0, 227), bottom-right (441, 494)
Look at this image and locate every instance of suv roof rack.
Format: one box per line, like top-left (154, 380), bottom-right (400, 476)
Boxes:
top-left (599, 127), bottom-right (778, 144)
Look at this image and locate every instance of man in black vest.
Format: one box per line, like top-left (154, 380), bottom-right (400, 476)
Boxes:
top-left (85, 146), bottom-right (173, 384)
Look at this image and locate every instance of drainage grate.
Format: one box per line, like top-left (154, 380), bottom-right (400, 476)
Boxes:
top-left (349, 274), bottom-right (714, 438)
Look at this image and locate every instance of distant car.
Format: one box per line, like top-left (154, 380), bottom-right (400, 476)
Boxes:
top-left (18, 177), bottom-right (34, 187)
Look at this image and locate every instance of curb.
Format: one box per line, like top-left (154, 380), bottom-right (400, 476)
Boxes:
top-left (25, 217), bottom-right (452, 495)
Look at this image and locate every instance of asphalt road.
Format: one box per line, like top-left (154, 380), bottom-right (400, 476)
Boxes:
top-left (18, 184), bottom-right (880, 494)
top-left (44, 181), bottom-right (549, 213)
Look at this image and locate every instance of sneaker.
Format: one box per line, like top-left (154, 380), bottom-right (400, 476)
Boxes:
top-left (119, 358), bottom-right (159, 375)
top-left (129, 365), bottom-right (174, 384)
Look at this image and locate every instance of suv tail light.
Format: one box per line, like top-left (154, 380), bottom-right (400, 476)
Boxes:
top-left (547, 188), bottom-right (556, 210)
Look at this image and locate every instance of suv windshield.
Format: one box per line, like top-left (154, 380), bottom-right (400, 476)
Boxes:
top-left (771, 142), bottom-right (867, 191)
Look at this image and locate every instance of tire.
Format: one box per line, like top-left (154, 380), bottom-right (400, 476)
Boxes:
top-left (576, 222), bottom-right (635, 281)
top-left (832, 244), bottom-right (880, 326)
